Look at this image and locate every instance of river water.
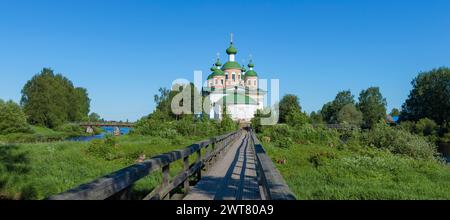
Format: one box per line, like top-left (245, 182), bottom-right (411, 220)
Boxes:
top-left (68, 126), bottom-right (131, 142)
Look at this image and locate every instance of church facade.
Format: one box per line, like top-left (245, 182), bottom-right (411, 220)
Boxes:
top-left (203, 36), bottom-right (265, 122)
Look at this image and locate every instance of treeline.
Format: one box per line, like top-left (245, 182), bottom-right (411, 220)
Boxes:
top-left (252, 67), bottom-right (450, 161)
top-left (0, 68), bottom-right (102, 141)
top-left (132, 84), bottom-right (238, 138)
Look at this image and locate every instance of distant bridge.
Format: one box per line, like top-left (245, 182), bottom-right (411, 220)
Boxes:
top-left (47, 128), bottom-right (295, 200)
top-left (77, 122), bottom-right (135, 128)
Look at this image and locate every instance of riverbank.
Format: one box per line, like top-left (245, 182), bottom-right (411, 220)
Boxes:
top-left (0, 134), bottom-right (204, 199)
top-left (0, 125), bottom-right (102, 144)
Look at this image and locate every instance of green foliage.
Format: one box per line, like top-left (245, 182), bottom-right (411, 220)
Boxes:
top-left (54, 124), bottom-right (85, 137)
top-left (390, 108), bottom-right (400, 117)
top-left (309, 111), bottom-right (324, 124)
top-left (321, 90), bottom-right (355, 124)
top-left (251, 107), bottom-right (274, 133)
top-left (86, 135), bottom-right (119, 161)
top-left (0, 100), bottom-right (31, 135)
top-left (278, 94), bottom-right (302, 123)
top-left (88, 113), bottom-right (101, 122)
top-left (285, 109), bottom-right (309, 127)
top-left (337, 103), bottom-right (363, 126)
top-left (400, 67), bottom-right (450, 125)
top-left (362, 121), bottom-right (437, 160)
top-left (0, 134), bottom-right (204, 199)
top-left (220, 108), bottom-right (238, 133)
top-left (20, 68), bottom-right (90, 128)
top-left (357, 87), bottom-right (387, 129)
top-left (265, 141), bottom-right (450, 199)
top-left (415, 118), bottom-right (438, 137)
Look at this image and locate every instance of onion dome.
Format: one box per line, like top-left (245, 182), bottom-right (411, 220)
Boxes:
top-left (215, 58), bottom-right (222, 67)
top-left (245, 60), bottom-right (258, 77)
top-left (226, 42), bottom-right (237, 55)
top-left (207, 64), bottom-right (225, 80)
top-left (222, 61), bottom-right (241, 70)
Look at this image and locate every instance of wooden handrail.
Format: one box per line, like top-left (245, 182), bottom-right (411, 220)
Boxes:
top-left (250, 131), bottom-right (296, 200)
top-left (47, 130), bottom-right (241, 200)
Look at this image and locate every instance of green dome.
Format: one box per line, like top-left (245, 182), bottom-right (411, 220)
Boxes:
top-left (207, 67), bottom-right (224, 79)
top-left (226, 43), bottom-right (237, 55)
top-left (215, 58), bottom-right (222, 67)
top-left (245, 70), bottom-right (258, 77)
top-left (222, 61), bottom-right (241, 70)
top-left (248, 62), bottom-right (254, 68)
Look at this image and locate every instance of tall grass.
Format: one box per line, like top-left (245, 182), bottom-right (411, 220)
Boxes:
top-left (265, 142), bottom-right (450, 199)
top-left (0, 135), bottom-right (203, 200)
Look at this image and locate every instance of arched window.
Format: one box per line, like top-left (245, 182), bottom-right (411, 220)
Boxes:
top-left (254, 80), bottom-right (256, 86)
top-left (221, 79), bottom-right (224, 85)
top-left (215, 79), bottom-right (218, 85)
top-left (232, 73), bottom-right (235, 81)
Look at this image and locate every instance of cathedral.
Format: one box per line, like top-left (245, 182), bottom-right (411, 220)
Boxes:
top-left (203, 35), bottom-right (265, 122)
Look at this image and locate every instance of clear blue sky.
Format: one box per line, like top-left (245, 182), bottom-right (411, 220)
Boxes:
top-left (1, 0), bottom-right (449, 121)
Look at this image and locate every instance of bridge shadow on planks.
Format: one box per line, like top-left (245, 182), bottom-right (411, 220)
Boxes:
top-left (184, 134), bottom-right (261, 200)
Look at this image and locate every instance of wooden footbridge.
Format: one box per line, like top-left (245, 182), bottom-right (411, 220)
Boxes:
top-left (48, 128), bottom-right (295, 200)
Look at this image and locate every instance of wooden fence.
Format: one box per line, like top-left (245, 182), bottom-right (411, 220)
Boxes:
top-left (47, 130), bottom-right (241, 200)
top-left (250, 131), bottom-right (296, 200)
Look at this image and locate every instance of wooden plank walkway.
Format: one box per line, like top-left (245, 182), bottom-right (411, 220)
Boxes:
top-left (184, 131), bottom-right (262, 200)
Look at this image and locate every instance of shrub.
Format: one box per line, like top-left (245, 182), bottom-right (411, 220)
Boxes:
top-left (0, 100), bottom-right (31, 135)
top-left (131, 118), bottom-right (179, 138)
top-left (262, 124), bottom-right (294, 143)
top-left (86, 136), bottom-right (119, 160)
top-left (415, 118), bottom-right (438, 136)
top-left (362, 121), bottom-right (437, 160)
top-left (54, 123), bottom-right (84, 137)
top-left (292, 124), bottom-right (340, 146)
top-left (286, 110), bottom-right (309, 127)
top-left (274, 136), bottom-right (294, 148)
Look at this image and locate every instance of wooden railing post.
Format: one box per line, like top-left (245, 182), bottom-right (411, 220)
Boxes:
top-left (183, 156), bottom-right (190, 194)
top-left (196, 149), bottom-right (201, 181)
top-left (162, 164), bottom-right (170, 200)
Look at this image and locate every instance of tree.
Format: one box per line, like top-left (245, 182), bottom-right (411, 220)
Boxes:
top-left (278, 94), bottom-right (301, 123)
top-left (390, 108), bottom-right (400, 117)
top-left (286, 109), bottom-right (309, 127)
top-left (414, 118), bottom-right (438, 137)
top-left (357, 87), bottom-right (387, 129)
top-left (89, 113), bottom-right (101, 122)
top-left (310, 111), bottom-right (324, 124)
top-left (400, 67), bottom-right (450, 125)
top-left (321, 90), bottom-right (355, 124)
top-left (0, 99), bottom-right (31, 134)
top-left (337, 103), bottom-right (363, 126)
top-left (220, 106), bottom-right (237, 132)
top-left (20, 68), bottom-right (90, 128)
top-left (251, 108), bottom-right (273, 133)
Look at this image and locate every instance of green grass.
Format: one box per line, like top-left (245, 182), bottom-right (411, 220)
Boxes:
top-left (0, 135), bottom-right (205, 200)
top-left (265, 142), bottom-right (450, 199)
top-left (30, 126), bottom-right (63, 136)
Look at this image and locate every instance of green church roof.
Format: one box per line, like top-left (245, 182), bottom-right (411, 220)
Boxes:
top-left (245, 70), bottom-right (258, 77)
top-left (207, 67), bottom-right (225, 79)
top-left (217, 94), bottom-right (257, 105)
top-left (222, 61), bottom-right (241, 70)
top-left (226, 43), bottom-right (237, 55)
